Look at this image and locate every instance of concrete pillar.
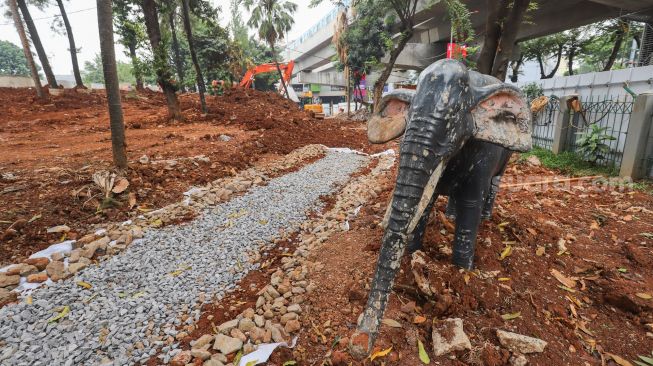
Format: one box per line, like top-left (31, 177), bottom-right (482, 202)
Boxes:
top-left (620, 92), bottom-right (653, 179)
top-left (551, 95), bottom-right (577, 154)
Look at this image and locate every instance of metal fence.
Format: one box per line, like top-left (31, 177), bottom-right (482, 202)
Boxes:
top-left (531, 97), bottom-right (560, 150)
top-left (566, 95), bottom-right (633, 169)
top-left (530, 95), bottom-right (634, 170)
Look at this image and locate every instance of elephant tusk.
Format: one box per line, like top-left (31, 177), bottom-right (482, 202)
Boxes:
top-left (407, 161), bottom-right (445, 234)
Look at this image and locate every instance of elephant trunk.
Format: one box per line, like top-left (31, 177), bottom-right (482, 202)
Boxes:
top-left (350, 112), bottom-right (450, 357)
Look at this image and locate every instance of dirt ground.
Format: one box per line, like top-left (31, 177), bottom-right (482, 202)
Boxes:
top-left (0, 87), bottom-right (384, 266)
top-left (293, 162), bottom-right (653, 366)
top-left (3, 86), bottom-right (652, 365)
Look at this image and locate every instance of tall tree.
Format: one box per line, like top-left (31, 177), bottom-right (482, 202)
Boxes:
top-left (181, 0), bottom-right (208, 113)
top-left (55, 0), bottom-right (84, 88)
top-left (476, 0), bottom-right (533, 80)
top-left (113, 0), bottom-right (146, 91)
top-left (141, 0), bottom-right (182, 120)
top-left (7, 0), bottom-right (44, 99)
top-left (16, 0), bottom-right (58, 88)
top-left (166, 2), bottom-right (185, 88)
top-left (244, 0), bottom-right (297, 99)
top-left (96, 0), bottom-right (128, 169)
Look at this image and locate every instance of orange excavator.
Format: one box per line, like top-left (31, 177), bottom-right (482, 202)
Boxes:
top-left (239, 60), bottom-right (295, 91)
top-left (239, 61), bottom-right (324, 118)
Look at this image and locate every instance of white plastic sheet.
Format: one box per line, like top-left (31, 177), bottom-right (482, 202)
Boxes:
top-left (238, 337), bottom-right (298, 366)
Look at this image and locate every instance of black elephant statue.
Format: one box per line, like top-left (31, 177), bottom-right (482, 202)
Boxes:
top-left (351, 59), bottom-right (532, 356)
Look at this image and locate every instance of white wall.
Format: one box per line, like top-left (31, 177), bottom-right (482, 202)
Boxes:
top-left (0, 76), bottom-right (34, 88)
top-left (517, 65), bottom-right (653, 98)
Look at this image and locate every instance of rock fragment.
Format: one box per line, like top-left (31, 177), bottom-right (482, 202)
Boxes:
top-left (496, 330), bottom-right (547, 354)
top-left (432, 318), bottom-right (472, 356)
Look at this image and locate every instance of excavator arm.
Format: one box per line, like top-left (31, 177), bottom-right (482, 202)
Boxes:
top-left (240, 60), bottom-right (295, 90)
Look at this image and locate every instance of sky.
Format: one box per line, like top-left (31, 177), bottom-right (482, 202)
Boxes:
top-left (0, 0), bottom-right (334, 75)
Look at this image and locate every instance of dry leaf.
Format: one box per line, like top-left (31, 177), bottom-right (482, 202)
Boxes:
top-left (559, 285), bottom-right (576, 293)
top-left (370, 346), bottom-right (392, 361)
top-left (48, 306), bottom-right (70, 323)
top-left (606, 353), bottom-right (634, 366)
top-left (498, 277), bottom-right (511, 282)
top-left (413, 315), bottom-right (427, 324)
top-left (381, 318), bottom-right (402, 328)
top-left (77, 281), bottom-right (92, 289)
top-left (536, 246), bottom-right (546, 256)
top-left (622, 215), bottom-right (633, 222)
top-left (501, 312), bottom-right (521, 320)
top-left (112, 178), bottom-right (129, 194)
top-left (499, 245), bottom-right (513, 260)
top-left (128, 192), bottom-right (137, 209)
top-left (635, 293), bottom-right (652, 300)
top-left (526, 228), bottom-right (537, 235)
top-left (590, 221), bottom-right (600, 230)
top-left (550, 269), bottom-right (577, 288)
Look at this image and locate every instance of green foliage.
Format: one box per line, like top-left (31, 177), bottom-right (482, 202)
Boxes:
top-left (244, 0), bottom-right (297, 50)
top-left (519, 147), bottom-right (618, 177)
top-left (443, 0), bottom-right (474, 43)
top-left (521, 82), bottom-right (543, 101)
top-left (0, 40), bottom-right (30, 76)
top-left (82, 54), bottom-right (138, 85)
top-left (576, 124), bottom-right (616, 163)
top-left (340, 0), bottom-right (389, 76)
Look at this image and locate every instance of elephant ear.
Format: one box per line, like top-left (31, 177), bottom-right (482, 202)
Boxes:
top-left (470, 85), bottom-right (532, 152)
top-left (367, 89), bottom-right (415, 144)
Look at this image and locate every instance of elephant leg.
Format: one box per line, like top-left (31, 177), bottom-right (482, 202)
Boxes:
top-left (451, 184), bottom-right (488, 270)
top-left (406, 195), bottom-right (437, 253)
top-left (481, 175), bottom-right (501, 220)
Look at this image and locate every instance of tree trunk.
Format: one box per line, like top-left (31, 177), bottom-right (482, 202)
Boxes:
top-left (603, 21), bottom-right (627, 71)
top-left (168, 7), bottom-right (185, 89)
top-left (477, 0), bottom-right (510, 75)
top-left (8, 0), bottom-right (45, 99)
top-left (181, 0), bottom-right (207, 113)
top-left (96, 0), bottom-right (128, 169)
top-left (270, 43), bottom-right (290, 100)
top-left (373, 30), bottom-right (412, 112)
top-left (543, 44), bottom-right (563, 79)
top-left (128, 42), bottom-right (144, 91)
top-left (56, 0), bottom-right (84, 88)
top-left (509, 56), bottom-right (523, 82)
top-left (142, 0), bottom-right (182, 120)
top-left (568, 46), bottom-right (576, 76)
top-left (491, 0), bottom-right (531, 80)
top-left (536, 53), bottom-right (546, 79)
top-left (17, 0), bottom-right (58, 88)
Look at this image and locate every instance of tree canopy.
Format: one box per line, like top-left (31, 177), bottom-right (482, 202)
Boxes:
top-left (0, 40), bottom-right (31, 76)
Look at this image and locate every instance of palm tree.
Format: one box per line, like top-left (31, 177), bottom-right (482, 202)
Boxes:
top-left (55, 0), bottom-right (84, 88)
top-left (180, 0), bottom-right (207, 113)
top-left (8, 0), bottom-right (45, 99)
top-left (244, 0), bottom-right (297, 99)
top-left (16, 0), bottom-right (58, 88)
top-left (141, 0), bottom-right (182, 120)
top-left (96, 0), bottom-right (128, 169)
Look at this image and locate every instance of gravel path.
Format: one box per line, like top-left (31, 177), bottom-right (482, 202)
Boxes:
top-left (0, 150), bottom-right (368, 366)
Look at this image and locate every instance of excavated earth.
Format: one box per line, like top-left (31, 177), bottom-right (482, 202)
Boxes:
top-left (0, 87), bottom-right (383, 266)
top-left (1, 87), bottom-right (652, 366)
